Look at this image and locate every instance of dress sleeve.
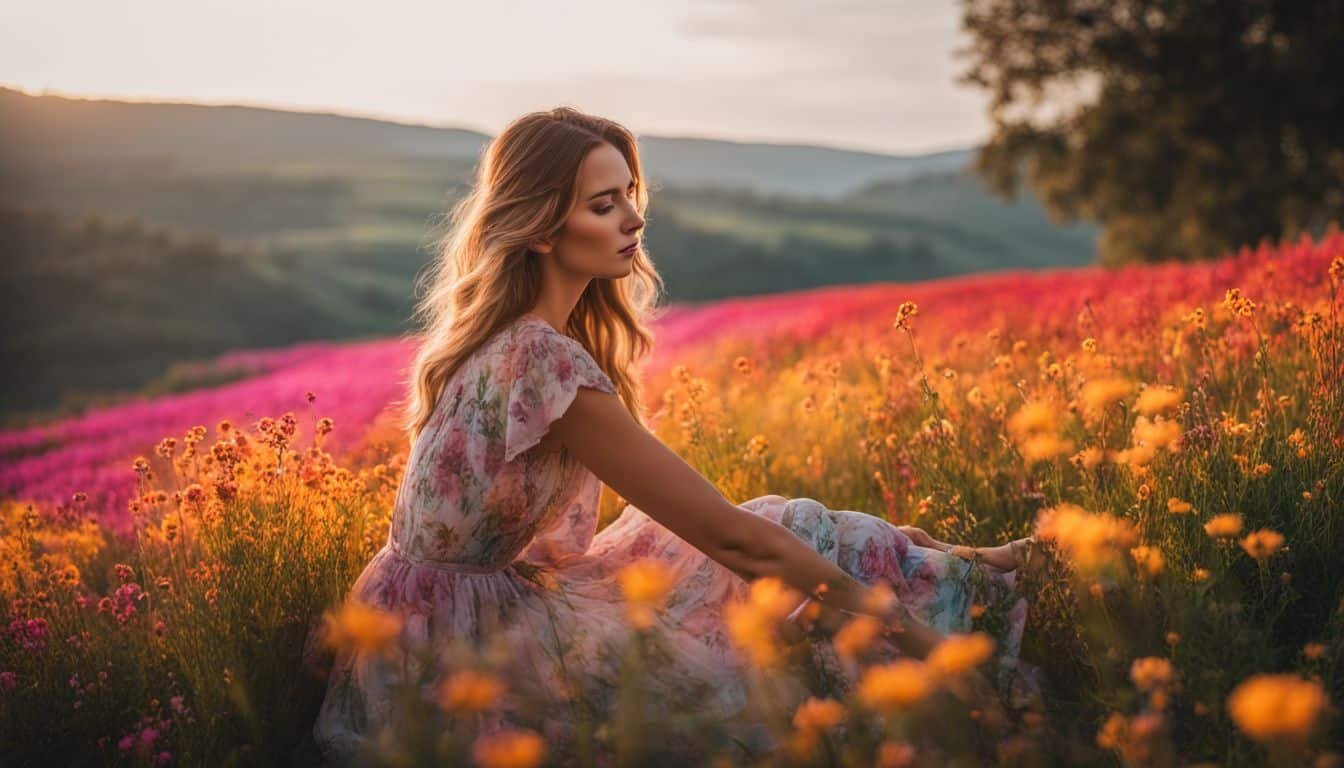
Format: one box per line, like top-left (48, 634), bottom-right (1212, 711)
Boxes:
top-left (502, 327), bottom-right (618, 463)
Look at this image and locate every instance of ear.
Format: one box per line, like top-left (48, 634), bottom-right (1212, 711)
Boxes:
top-left (529, 239), bottom-right (553, 255)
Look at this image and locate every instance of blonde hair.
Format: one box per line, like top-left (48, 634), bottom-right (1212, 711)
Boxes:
top-left (398, 106), bottom-right (665, 444)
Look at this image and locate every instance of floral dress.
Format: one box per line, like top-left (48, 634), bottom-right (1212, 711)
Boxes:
top-left (310, 314), bottom-right (1029, 763)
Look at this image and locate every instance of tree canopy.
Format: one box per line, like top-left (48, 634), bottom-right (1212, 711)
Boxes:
top-left (958, 0), bottom-right (1344, 265)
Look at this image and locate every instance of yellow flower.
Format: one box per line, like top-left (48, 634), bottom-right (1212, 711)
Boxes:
top-left (858, 660), bottom-right (932, 713)
top-left (792, 697), bottom-right (846, 732)
top-left (1130, 545), bottom-right (1165, 577)
top-left (893, 301), bottom-right (919, 331)
top-left (1071, 447), bottom-right (1105, 470)
top-left (1204, 514), bottom-right (1244, 539)
top-left (437, 669), bottom-right (505, 713)
top-left (1240, 529), bottom-right (1285, 561)
top-left (724, 577), bottom-right (802, 667)
top-left (925, 632), bottom-right (995, 678)
top-left (1081, 377), bottom-right (1131, 414)
top-left (1134, 386), bottom-right (1183, 416)
top-left (1096, 712), bottom-right (1128, 751)
top-left (833, 614), bottom-right (883, 660)
top-left (322, 601), bottom-right (402, 654)
top-left (1222, 288), bottom-right (1256, 318)
top-left (1131, 415), bottom-right (1182, 451)
top-left (1129, 657), bottom-right (1175, 692)
top-left (1007, 402), bottom-right (1059, 436)
top-left (1034, 503), bottom-right (1139, 573)
top-left (471, 728), bottom-right (546, 768)
top-left (1020, 433), bottom-right (1076, 462)
top-left (1227, 674), bottom-right (1327, 743)
top-left (1166, 497), bottom-right (1194, 514)
top-left (616, 558), bottom-right (675, 630)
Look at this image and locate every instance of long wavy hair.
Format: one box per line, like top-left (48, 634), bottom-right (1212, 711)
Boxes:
top-left (399, 107), bottom-right (666, 445)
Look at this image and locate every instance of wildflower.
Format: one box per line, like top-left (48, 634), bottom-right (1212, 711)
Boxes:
top-left (1096, 712), bottom-right (1127, 750)
top-left (1071, 447), bottom-right (1105, 470)
top-left (1082, 337), bottom-right (1098, 353)
top-left (1251, 462), bottom-right (1272, 478)
top-left (1227, 674), bottom-right (1327, 744)
top-left (858, 659), bottom-right (932, 713)
top-left (925, 633), bottom-right (995, 678)
top-left (1135, 386), bottom-right (1183, 416)
top-left (833, 614), bottom-right (882, 660)
top-left (1081, 378), bottom-right (1132, 413)
top-left (1204, 513), bottom-right (1245, 540)
top-left (322, 601), bottom-right (402, 654)
top-left (1034, 503), bottom-right (1139, 574)
top-left (1191, 568), bottom-right (1211, 582)
top-left (792, 696), bottom-right (845, 732)
top-left (1132, 415), bottom-right (1181, 452)
top-left (1165, 632), bottom-right (1180, 646)
top-left (733, 356), bottom-right (754, 375)
top-left (1222, 288), bottom-right (1256, 318)
top-left (1007, 402), bottom-right (1058, 435)
top-left (725, 577), bottom-right (801, 667)
top-left (1166, 497), bottom-right (1194, 514)
top-left (1240, 529), bottom-right (1285, 561)
top-left (969, 603), bottom-right (986, 620)
top-left (1303, 643), bottom-right (1326, 661)
top-left (1130, 545), bottom-right (1165, 577)
top-left (616, 558), bottom-right (675, 630)
top-left (893, 301), bottom-right (919, 331)
top-left (471, 728), bottom-right (546, 768)
top-left (1020, 433), bottom-right (1075, 462)
top-left (1330, 255), bottom-right (1344, 285)
top-left (437, 669), bottom-right (505, 713)
top-left (876, 740), bottom-right (917, 767)
top-left (1129, 657), bottom-right (1175, 692)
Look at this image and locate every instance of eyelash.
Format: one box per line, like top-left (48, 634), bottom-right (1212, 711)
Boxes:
top-left (595, 188), bottom-right (637, 215)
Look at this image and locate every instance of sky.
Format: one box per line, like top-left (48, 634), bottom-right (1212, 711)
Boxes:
top-left (0, 0), bottom-right (992, 156)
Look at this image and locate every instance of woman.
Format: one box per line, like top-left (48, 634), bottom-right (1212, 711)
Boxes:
top-left (310, 106), bottom-right (1033, 763)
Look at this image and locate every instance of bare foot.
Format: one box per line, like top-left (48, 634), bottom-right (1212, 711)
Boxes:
top-left (949, 539), bottom-right (1031, 571)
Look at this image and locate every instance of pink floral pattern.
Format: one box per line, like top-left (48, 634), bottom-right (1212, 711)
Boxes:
top-left (310, 314), bottom-right (1029, 762)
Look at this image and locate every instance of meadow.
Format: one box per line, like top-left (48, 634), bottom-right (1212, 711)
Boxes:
top-left (1, 229), bottom-right (1341, 766)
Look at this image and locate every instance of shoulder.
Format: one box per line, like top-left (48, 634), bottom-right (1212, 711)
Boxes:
top-left (503, 317), bottom-right (616, 393)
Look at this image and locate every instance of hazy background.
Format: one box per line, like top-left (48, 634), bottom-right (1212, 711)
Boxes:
top-left (5, 1), bottom-right (1338, 427)
top-left (0, 0), bottom-right (989, 155)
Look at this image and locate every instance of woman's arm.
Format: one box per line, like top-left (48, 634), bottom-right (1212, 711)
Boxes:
top-left (549, 387), bottom-right (944, 657)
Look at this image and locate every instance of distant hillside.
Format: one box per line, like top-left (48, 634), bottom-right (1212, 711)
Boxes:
top-left (0, 86), bottom-right (970, 198)
top-left (0, 87), bottom-right (1098, 422)
top-left (0, 206), bottom-right (368, 423)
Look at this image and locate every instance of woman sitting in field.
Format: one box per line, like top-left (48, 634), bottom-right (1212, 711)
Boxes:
top-left (309, 106), bottom-right (1035, 764)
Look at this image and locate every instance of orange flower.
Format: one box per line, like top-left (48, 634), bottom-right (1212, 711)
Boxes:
top-left (858, 660), bottom-right (932, 713)
top-left (437, 669), bottom-right (505, 713)
top-left (1227, 675), bottom-right (1327, 743)
top-left (792, 696), bottom-right (846, 732)
top-left (1203, 514), bottom-right (1244, 539)
top-left (1129, 657), bottom-right (1175, 692)
top-left (1166, 497), bottom-right (1194, 514)
top-left (833, 614), bottom-right (883, 660)
top-left (1034, 502), bottom-right (1139, 574)
top-left (925, 632), bottom-right (995, 678)
top-left (616, 558), bottom-right (675, 630)
top-left (471, 728), bottom-right (546, 768)
top-left (1240, 529), bottom-right (1285, 561)
top-left (1130, 545), bottom-right (1165, 577)
top-left (893, 301), bottom-right (919, 331)
top-left (1134, 386), bottom-right (1183, 416)
top-left (322, 601), bottom-right (402, 654)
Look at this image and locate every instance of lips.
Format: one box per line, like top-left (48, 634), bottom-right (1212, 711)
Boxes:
top-left (619, 242), bottom-right (638, 255)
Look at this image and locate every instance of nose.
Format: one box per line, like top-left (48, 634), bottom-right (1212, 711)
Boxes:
top-left (625, 209), bottom-right (645, 233)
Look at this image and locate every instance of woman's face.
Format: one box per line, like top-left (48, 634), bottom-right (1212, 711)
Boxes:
top-left (540, 141), bottom-right (645, 278)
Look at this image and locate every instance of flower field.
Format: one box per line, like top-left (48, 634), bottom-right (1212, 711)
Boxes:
top-left (2, 228), bottom-right (1342, 766)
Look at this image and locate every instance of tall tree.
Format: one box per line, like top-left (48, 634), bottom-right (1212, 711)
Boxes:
top-left (958, 0), bottom-right (1344, 265)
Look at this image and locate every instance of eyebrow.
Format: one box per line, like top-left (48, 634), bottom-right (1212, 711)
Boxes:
top-left (586, 178), bottom-right (637, 202)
